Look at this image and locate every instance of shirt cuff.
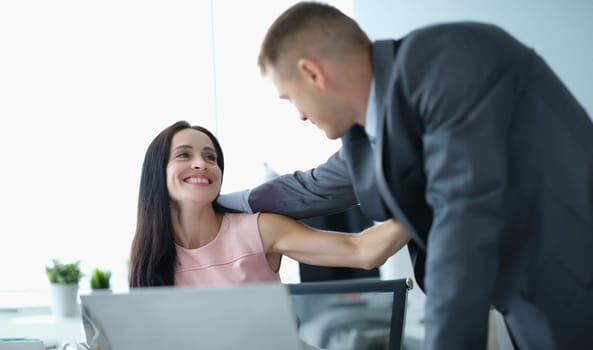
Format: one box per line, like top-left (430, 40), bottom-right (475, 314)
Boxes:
top-left (216, 190), bottom-right (253, 214)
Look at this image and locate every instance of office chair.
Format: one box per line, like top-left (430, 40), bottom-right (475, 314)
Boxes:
top-left (286, 278), bottom-right (412, 350)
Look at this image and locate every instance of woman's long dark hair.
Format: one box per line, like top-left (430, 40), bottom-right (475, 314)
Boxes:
top-left (129, 121), bottom-right (224, 287)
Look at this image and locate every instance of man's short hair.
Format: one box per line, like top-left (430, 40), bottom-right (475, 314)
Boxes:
top-left (258, 1), bottom-right (371, 77)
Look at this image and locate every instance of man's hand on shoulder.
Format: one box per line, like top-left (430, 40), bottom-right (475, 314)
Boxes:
top-left (216, 190), bottom-right (253, 213)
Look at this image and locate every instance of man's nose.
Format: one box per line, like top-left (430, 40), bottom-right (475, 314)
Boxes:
top-left (300, 113), bottom-right (308, 121)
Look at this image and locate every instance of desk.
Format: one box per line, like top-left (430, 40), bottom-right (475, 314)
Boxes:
top-left (0, 306), bottom-right (84, 349)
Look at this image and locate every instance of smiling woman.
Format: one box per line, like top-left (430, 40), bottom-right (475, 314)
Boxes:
top-left (0, 0), bottom-right (349, 297)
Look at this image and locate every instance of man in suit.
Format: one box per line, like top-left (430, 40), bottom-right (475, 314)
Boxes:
top-left (218, 2), bottom-right (593, 349)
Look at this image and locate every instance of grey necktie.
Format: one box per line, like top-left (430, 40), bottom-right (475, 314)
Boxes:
top-left (345, 125), bottom-right (389, 221)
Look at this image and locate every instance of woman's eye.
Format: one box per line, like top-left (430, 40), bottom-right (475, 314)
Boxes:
top-left (205, 154), bottom-right (217, 162)
top-left (176, 152), bottom-right (190, 159)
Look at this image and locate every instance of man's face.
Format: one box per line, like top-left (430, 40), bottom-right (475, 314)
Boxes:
top-left (267, 64), bottom-right (357, 140)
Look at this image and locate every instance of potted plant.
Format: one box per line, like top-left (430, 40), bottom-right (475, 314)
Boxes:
top-left (90, 267), bottom-right (112, 291)
top-left (45, 259), bottom-right (82, 317)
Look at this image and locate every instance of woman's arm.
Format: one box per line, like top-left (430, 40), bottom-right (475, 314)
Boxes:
top-left (258, 213), bottom-right (410, 270)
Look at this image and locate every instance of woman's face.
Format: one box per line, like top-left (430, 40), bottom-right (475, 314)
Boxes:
top-left (166, 128), bottom-right (222, 206)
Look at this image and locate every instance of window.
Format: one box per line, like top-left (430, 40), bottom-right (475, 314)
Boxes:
top-left (0, 0), bottom-right (350, 300)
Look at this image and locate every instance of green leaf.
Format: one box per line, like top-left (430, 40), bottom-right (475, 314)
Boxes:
top-left (90, 268), bottom-right (111, 289)
top-left (45, 259), bottom-right (82, 284)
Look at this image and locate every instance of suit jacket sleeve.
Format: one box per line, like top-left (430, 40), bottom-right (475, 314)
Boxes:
top-left (397, 23), bottom-right (531, 348)
top-left (248, 148), bottom-right (358, 219)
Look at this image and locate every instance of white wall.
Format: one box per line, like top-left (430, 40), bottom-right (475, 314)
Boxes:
top-left (0, 0), bottom-right (350, 295)
top-left (353, 0), bottom-right (592, 116)
top-left (0, 1), bottom-right (217, 292)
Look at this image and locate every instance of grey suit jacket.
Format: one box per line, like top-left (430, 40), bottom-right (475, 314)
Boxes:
top-left (245, 22), bottom-right (593, 349)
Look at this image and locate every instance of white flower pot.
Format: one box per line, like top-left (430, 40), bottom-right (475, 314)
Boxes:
top-left (50, 283), bottom-right (79, 318)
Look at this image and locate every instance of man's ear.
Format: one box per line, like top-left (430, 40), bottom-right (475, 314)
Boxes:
top-left (297, 58), bottom-right (327, 90)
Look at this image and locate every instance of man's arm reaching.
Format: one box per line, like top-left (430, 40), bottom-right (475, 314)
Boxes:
top-left (217, 150), bottom-right (358, 219)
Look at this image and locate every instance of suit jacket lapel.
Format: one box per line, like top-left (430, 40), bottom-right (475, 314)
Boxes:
top-left (372, 40), bottom-right (400, 111)
top-left (372, 40), bottom-right (427, 250)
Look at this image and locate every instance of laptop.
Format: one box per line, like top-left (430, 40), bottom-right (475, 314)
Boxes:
top-left (80, 283), bottom-right (304, 350)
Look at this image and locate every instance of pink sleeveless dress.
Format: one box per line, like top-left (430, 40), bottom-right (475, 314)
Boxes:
top-left (174, 213), bottom-right (280, 287)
